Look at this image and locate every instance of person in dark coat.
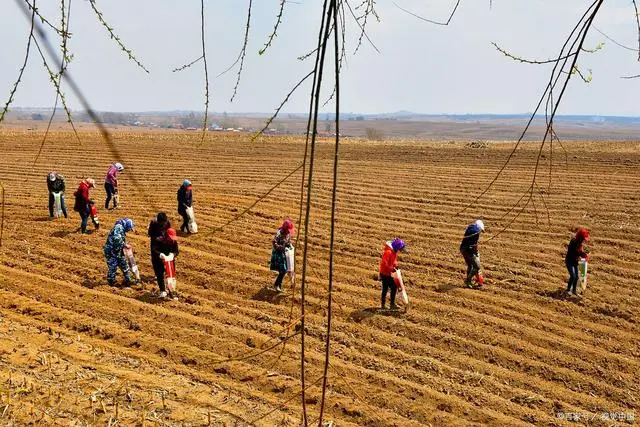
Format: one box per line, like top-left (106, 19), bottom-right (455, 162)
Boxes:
top-left (47, 171), bottom-right (68, 219)
top-left (148, 212), bottom-right (170, 295)
top-left (460, 219), bottom-right (485, 287)
top-left (270, 219), bottom-right (294, 292)
top-left (565, 228), bottom-right (590, 296)
top-left (177, 179), bottom-right (193, 233)
top-left (73, 178), bottom-right (95, 233)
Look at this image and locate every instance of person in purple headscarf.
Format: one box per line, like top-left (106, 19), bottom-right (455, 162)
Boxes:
top-left (379, 238), bottom-right (406, 310)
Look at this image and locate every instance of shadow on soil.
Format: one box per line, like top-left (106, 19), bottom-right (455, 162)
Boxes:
top-left (348, 307), bottom-right (405, 323)
top-left (536, 288), bottom-right (585, 305)
top-left (51, 229), bottom-right (76, 238)
top-left (82, 275), bottom-right (140, 291)
top-left (434, 283), bottom-right (458, 293)
top-left (81, 276), bottom-right (105, 289)
top-left (252, 286), bottom-right (288, 304)
top-left (135, 291), bottom-right (166, 305)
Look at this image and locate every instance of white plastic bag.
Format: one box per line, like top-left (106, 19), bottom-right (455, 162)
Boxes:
top-left (162, 252), bottom-right (176, 292)
top-left (285, 246), bottom-right (295, 284)
top-left (185, 206), bottom-right (198, 233)
top-left (578, 258), bottom-right (588, 293)
top-left (123, 244), bottom-right (140, 281)
top-left (53, 192), bottom-right (63, 217)
top-left (392, 269), bottom-right (409, 306)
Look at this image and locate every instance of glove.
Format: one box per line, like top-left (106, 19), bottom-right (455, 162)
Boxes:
top-left (159, 253), bottom-right (167, 261)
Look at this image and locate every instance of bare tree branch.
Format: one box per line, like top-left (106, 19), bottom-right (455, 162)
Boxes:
top-left (23, 0), bottom-right (64, 36)
top-left (259, 0), bottom-right (286, 55)
top-left (231, 0), bottom-right (253, 102)
top-left (200, 0), bottom-right (209, 140)
top-left (254, 70), bottom-right (314, 139)
top-left (171, 55), bottom-right (203, 73)
top-left (392, 0), bottom-right (461, 26)
top-left (0, 0), bottom-right (36, 124)
top-left (462, 0), bottom-right (604, 237)
top-left (592, 26), bottom-right (638, 52)
top-left (87, 0), bottom-right (150, 73)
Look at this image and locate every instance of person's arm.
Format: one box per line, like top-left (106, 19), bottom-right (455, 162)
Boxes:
top-left (273, 232), bottom-right (285, 251)
top-left (578, 243), bottom-right (588, 258)
top-left (60, 178), bottom-right (65, 193)
top-left (112, 229), bottom-right (126, 252)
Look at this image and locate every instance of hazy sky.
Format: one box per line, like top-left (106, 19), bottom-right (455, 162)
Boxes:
top-left (1, 0), bottom-right (639, 115)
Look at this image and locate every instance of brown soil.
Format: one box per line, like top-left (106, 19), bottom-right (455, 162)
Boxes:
top-left (0, 130), bottom-right (638, 426)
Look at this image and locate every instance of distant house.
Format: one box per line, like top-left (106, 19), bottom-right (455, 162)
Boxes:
top-left (185, 127), bottom-right (198, 131)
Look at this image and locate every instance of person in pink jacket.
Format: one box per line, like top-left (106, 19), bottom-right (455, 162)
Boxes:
top-left (104, 162), bottom-right (124, 210)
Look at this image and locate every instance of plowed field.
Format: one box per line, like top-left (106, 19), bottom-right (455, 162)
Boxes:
top-left (0, 130), bottom-right (638, 426)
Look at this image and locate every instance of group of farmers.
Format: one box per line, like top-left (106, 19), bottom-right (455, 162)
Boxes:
top-left (46, 164), bottom-right (194, 299)
top-left (47, 166), bottom-right (591, 307)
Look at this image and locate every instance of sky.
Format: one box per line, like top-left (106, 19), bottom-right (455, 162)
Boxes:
top-left (1, 0), bottom-right (640, 116)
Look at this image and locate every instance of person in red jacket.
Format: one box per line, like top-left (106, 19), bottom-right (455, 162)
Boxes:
top-left (73, 178), bottom-right (95, 234)
top-left (379, 238), bottom-right (406, 310)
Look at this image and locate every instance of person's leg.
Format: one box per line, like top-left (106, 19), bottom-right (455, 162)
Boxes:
top-left (471, 253), bottom-right (483, 285)
top-left (570, 264), bottom-right (579, 294)
top-left (104, 182), bottom-right (113, 209)
top-left (274, 271), bottom-right (286, 291)
top-left (152, 256), bottom-right (166, 292)
top-left (80, 212), bottom-right (89, 233)
top-left (106, 253), bottom-right (118, 284)
top-left (380, 275), bottom-right (390, 308)
top-left (181, 212), bottom-right (190, 232)
top-left (388, 276), bottom-right (398, 309)
top-left (462, 251), bottom-right (474, 285)
top-left (48, 192), bottom-right (54, 217)
top-left (60, 194), bottom-right (68, 218)
top-left (116, 252), bottom-right (132, 284)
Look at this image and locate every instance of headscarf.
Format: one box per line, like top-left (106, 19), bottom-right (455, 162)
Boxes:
top-left (391, 238), bottom-right (406, 252)
top-left (280, 218), bottom-right (294, 235)
top-left (576, 228), bottom-right (590, 242)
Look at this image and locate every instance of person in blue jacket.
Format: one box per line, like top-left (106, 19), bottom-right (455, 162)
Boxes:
top-left (103, 217), bottom-right (135, 286)
top-left (177, 179), bottom-right (193, 233)
top-left (460, 219), bottom-right (485, 288)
